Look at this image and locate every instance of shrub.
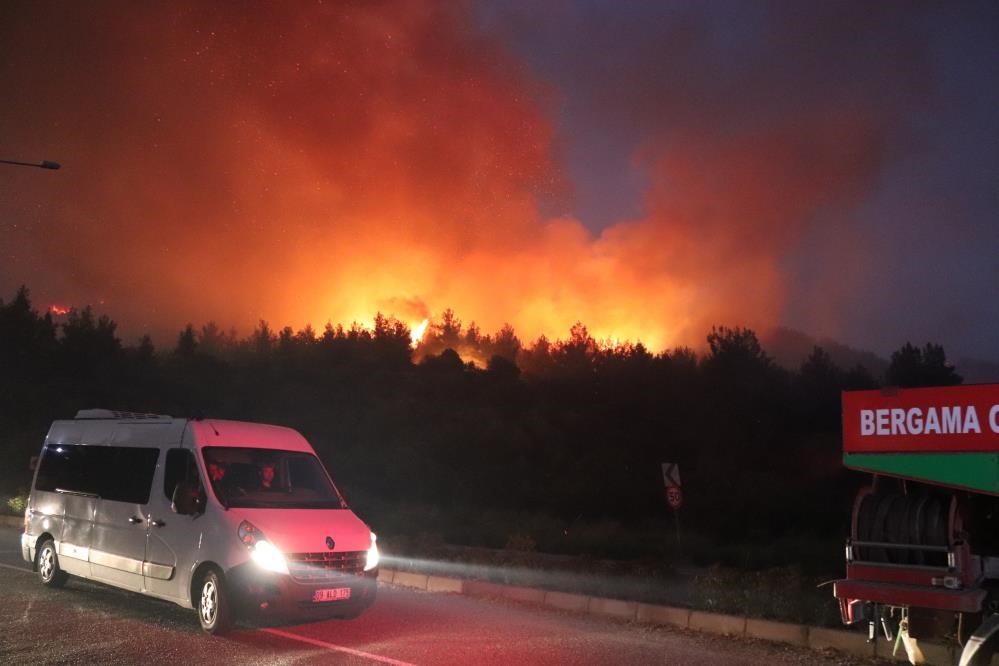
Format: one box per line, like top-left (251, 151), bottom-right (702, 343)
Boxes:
top-left (6, 494), bottom-right (26, 515)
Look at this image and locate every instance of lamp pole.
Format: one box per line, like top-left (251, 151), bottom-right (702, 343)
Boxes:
top-left (0, 158), bottom-right (61, 170)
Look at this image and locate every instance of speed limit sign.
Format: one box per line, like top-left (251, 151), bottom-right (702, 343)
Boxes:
top-left (666, 485), bottom-right (683, 509)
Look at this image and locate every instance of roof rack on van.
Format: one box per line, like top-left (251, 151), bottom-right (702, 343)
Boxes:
top-left (74, 409), bottom-right (173, 420)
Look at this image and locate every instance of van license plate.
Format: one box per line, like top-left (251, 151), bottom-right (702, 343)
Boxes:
top-left (313, 587), bottom-right (351, 602)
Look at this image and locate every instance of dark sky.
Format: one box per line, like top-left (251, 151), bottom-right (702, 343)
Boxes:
top-left (2, 1), bottom-right (997, 362)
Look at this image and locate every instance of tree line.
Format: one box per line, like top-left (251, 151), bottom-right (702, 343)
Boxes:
top-left (0, 285), bottom-right (963, 561)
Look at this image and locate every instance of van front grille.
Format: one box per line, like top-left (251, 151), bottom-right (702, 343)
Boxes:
top-left (285, 551), bottom-right (366, 582)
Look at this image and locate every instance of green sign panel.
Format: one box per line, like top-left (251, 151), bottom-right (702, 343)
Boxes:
top-left (844, 452), bottom-right (999, 496)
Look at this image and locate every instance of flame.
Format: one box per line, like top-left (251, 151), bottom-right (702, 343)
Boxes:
top-left (410, 319), bottom-right (429, 348)
top-left (50, 305), bottom-right (70, 316)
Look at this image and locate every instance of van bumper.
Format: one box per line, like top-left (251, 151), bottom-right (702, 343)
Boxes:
top-left (21, 533), bottom-right (34, 565)
top-left (228, 563), bottom-right (378, 619)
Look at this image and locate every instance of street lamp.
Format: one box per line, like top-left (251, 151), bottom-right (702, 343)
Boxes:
top-left (0, 158), bottom-right (61, 170)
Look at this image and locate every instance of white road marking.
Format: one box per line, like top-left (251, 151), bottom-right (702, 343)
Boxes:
top-left (0, 562), bottom-right (32, 573)
top-left (260, 627), bottom-right (418, 666)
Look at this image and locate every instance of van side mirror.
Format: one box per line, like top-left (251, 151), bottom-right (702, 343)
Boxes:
top-left (171, 481), bottom-right (205, 516)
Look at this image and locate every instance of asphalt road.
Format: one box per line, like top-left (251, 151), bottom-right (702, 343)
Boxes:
top-left (0, 528), bottom-right (880, 665)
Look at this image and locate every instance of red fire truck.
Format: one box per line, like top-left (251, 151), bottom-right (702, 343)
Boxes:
top-left (834, 384), bottom-right (999, 665)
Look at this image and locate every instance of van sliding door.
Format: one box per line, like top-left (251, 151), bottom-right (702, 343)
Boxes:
top-left (88, 446), bottom-right (159, 591)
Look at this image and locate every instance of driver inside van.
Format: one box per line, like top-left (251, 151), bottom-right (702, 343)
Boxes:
top-left (259, 461), bottom-right (277, 489)
top-left (207, 461), bottom-right (226, 482)
top-left (205, 460), bottom-right (238, 502)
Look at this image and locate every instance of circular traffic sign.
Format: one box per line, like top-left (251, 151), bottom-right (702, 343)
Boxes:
top-left (666, 485), bottom-right (683, 509)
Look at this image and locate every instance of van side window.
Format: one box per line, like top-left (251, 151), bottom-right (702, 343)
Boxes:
top-left (33, 444), bottom-right (159, 504)
top-left (35, 445), bottom-right (95, 495)
top-left (164, 449), bottom-right (198, 501)
top-left (104, 447), bottom-right (159, 503)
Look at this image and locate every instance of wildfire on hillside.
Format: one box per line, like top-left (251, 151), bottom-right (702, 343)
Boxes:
top-left (1, 3), bottom-right (905, 352)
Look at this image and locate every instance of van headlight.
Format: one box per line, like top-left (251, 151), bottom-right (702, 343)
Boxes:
top-left (238, 520), bottom-right (289, 575)
top-left (364, 532), bottom-right (379, 571)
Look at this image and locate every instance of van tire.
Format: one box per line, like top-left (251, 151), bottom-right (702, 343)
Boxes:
top-left (36, 538), bottom-right (68, 588)
top-left (197, 569), bottom-right (234, 635)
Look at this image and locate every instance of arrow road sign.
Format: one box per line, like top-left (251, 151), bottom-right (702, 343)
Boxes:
top-left (661, 463), bottom-right (681, 488)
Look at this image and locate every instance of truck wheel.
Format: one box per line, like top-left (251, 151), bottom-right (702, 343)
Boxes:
top-left (36, 538), bottom-right (68, 588)
top-left (960, 642), bottom-right (996, 666)
top-left (959, 614), bottom-right (999, 666)
top-left (198, 569), bottom-right (234, 635)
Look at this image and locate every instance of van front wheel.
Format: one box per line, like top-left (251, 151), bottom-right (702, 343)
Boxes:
top-left (36, 539), bottom-right (68, 588)
top-left (198, 569), bottom-right (234, 635)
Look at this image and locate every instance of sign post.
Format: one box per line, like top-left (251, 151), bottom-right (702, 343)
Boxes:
top-left (661, 463), bottom-right (682, 547)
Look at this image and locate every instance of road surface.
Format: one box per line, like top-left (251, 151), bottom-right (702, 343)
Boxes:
top-left (0, 527), bottom-right (882, 665)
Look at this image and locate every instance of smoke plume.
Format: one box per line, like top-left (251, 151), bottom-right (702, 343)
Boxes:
top-left (0, 1), bottom-right (938, 352)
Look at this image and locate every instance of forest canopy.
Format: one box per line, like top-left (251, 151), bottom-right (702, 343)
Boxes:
top-left (0, 286), bottom-right (964, 563)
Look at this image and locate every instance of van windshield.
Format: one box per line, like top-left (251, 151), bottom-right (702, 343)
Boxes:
top-left (201, 447), bottom-right (347, 509)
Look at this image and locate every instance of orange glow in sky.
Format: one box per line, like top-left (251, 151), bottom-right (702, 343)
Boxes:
top-left (0, 3), bottom-right (905, 354)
